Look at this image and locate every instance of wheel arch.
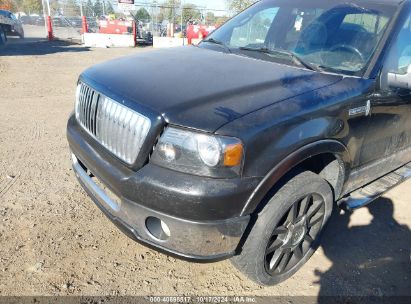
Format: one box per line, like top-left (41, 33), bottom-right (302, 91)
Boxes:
top-left (1, 24), bottom-right (11, 32)
top-left (240, 139), bottom-right (351, 217)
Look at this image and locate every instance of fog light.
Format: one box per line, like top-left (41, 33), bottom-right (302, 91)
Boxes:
top-left (145, 217), bottom-right (171, 241)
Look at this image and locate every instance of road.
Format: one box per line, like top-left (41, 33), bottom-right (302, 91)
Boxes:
top-left (0, 39), bottom-right (410, 298)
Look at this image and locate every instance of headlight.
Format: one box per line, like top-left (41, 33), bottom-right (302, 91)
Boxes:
top-left (151, 127), bottom-right (244, 178)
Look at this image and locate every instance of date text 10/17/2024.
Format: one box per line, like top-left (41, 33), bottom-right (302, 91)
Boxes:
top-left (148, 296), bottom-right (257, 303)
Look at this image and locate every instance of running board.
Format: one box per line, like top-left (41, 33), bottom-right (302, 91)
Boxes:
top-left (340, 162), bottom-right (411, 211)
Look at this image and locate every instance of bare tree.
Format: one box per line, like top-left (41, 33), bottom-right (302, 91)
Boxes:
top-left (226, 0), bottom-right (256, 14)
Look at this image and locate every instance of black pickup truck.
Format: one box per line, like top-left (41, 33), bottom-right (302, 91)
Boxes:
top-left (67, 0), bottom-right (411, 285)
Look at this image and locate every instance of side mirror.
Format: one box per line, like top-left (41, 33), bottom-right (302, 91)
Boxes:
top-left (387, 64), bottom-right (411, 89)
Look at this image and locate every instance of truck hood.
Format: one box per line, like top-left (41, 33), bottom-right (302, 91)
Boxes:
top-left (81, 46), bottom-right (342, 132)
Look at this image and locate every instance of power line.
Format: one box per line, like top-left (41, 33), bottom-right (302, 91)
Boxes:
top-left (115, 1), bottom-right (229, 13)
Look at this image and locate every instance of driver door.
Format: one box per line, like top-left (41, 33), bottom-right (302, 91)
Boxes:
top-left (360, 12), bottom-right (411, 176)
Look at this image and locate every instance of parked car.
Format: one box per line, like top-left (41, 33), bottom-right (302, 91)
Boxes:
top-left (19, 15), bottom-right (34, 25)
top-left (52, 16), bottom-right (65, 27)
top-left (67, 0), bottom-right (411, 285)
top-left (68, 17), bottom-right (82, 28)
top-left (52, 16), bottom-right (74, 28)
top-left (34, 16), bottom-right (45, 26)
top-left (86, 17), bottom-right (98, 29)
top-left (0, 10), bottom-right (24, 38)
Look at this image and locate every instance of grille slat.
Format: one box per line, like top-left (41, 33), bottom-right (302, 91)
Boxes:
top-left (114, 104), bottom-right (121, 156)
top-left (88, 90), bottom-right (94, 131)
top-left (83, 87), bottom-right (88, 129)
top-left (83, 86), bottom-right (89, 128)
top-left (75, 82), bottom-right (151, 165)
top-left (107, 101), bottom-right (115, 154)
top-left (111, 103), bottom-right (118, 155)
top-left (117, 107), bottom-right (125, 159)
top-left (90, 93), bottom-right (97, 134)
top-left (85, 88), bottom-right (91, 130)
top-left (78, 85), bottom-right (84, 124)
top-left (81, 86), bottom-right (86, 125)
top-left (87, 90), bottom-right (93, 131)
top-left (119, 106), bottom-right (128, 158)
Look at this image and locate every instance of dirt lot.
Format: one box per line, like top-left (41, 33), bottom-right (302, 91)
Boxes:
top-left (0, 39), bottom-right (410, 298)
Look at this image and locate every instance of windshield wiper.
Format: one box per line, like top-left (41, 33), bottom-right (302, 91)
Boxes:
top-left (239, 46), bottom-right (322, 72)
top-left (202, 38), bottom-right (232, 53)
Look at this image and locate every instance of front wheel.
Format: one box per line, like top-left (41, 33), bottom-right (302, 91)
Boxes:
top-left (231, 171), bottom-right (333, 285)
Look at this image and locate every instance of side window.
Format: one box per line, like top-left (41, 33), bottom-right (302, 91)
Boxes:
top-left (341, 13), bottom-right (388, 34)
top-left (230, 8), bottom-right (279, 47)
top-left (386, 15), bottom-right (411, 74)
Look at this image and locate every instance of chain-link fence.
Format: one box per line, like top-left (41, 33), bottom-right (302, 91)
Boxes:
top-left (130, 1), bottom-right (231, 37)
top-left (0, 0), bottom-right (231, 44)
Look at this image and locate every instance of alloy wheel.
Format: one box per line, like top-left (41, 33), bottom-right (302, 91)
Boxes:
top-left (264, 193), bottom-right (326, 276)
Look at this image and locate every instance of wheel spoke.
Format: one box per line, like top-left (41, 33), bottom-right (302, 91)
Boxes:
top-left (269, 248), bottom-right (285, 271)
top-left (308, 211), bottom-right (324, 228)
top-left (299, 195), bottom-right (311, 217)
top-left (307, 199), bottom-right (323, 220)
top-left (272, 226), bottom-right (288, 236)
top-left (277, 249), bottom-right (292, 272)
top-left (266, 238), bottom-right (283, 254)
top-left (304, 234), bottom-right (314, 244)
top-left (287, 203), bottom-right (298, 223)
top-left (293, 243), bottom-right (304, 259)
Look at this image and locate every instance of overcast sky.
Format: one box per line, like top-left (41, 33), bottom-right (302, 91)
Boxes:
top-left (190, 0), bottom-right (227, 12)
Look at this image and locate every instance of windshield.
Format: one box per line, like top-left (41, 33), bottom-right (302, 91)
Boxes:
top-left (201, 0), bottom-right (397, 75)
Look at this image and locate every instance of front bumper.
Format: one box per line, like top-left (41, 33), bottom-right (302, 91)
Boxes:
top-left (67, 115), bottom-right (260, 221)
top-left (67, 113), bottom-right (261, 261)
top-left (72, 154), bottom-right (250, 261)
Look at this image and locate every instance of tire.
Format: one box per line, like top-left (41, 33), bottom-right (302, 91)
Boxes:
top-left (231, 171), bottom-right (333, 286)
top-left (0, 26), bottom-right (7, 45)
top-left (19, 29), bottom-right (24, 39)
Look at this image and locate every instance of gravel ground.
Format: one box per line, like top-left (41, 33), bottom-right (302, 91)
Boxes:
top-left (0, 39), bottom-right (410, 298)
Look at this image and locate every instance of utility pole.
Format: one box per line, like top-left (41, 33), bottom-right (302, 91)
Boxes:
top-left (154, 0), bottom-right (158, 33)
top-left (172, 0), bottom-right (175, 25)
top-left (42, 0), bottom-right (48, 36)
top-left (180, 1), bottom-right (183, 30)
top-left (45, 0), bottom-right (51, 16)
top-left (80, 0), bottom-right (83, 17)
top-left (180, 0), bottom-right (184, 45)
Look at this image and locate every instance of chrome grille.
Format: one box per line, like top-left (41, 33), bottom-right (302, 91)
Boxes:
top-left (75, 82), bottom-right (151, 165)
top-left (76, 83), bottom-right (99, 135)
